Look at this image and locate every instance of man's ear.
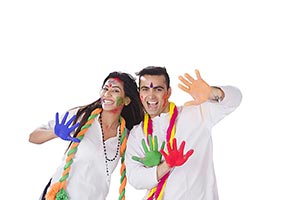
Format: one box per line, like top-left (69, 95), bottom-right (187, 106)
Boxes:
top-left (124, 97), bottom-right (131, 106)
top-left (167, 87), bottom-right (172, 98)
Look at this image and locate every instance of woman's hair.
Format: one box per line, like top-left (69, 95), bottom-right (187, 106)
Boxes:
top-left (72, 71), bottom-right (144, 137)
top-left (50, 72), bottom-right (143, 200)
top-left (61, 72), bottom-right (144, 200)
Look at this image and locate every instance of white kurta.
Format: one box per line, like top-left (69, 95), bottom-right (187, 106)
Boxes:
top-left (40, 110), bottom-right (121, 200)
top-left (125, 86), bottom-right (242, 200)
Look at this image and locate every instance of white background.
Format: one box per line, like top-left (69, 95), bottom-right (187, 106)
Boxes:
top-left (1, 0), bottom-right (299, 199)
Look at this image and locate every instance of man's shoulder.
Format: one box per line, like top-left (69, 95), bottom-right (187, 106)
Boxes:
top-left (129, 122), bottom-right (143, 134)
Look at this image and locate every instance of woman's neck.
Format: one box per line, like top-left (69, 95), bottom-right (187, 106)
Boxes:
top-left (101, 110), bottom-right (121, 129)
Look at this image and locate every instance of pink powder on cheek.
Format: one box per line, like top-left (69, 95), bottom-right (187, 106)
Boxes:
top-left (162, 94), bottom-right (168, 107)
top-left (110, 108), bottom-right (122, 114)
top-left (140, 95), bottom-right (144, 101)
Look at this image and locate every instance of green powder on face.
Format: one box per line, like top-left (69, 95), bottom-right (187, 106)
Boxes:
top-left (116, 97), bottom-right (124, 106)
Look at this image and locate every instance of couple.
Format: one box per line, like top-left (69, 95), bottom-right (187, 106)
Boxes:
top-left (29, 66), bottom-right (242, 200)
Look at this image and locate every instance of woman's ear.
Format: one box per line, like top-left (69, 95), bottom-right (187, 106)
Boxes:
top-left (124, 97), bottom-right (131, 106)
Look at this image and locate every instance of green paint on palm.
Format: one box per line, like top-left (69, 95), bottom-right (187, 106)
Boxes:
top-left (132, 135), bottom-right (165, 167)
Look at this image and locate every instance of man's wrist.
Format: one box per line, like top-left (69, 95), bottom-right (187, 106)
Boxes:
top-left (156, 161), bottom-right (172, 181)
top-left (210, 86), bottom-right (225, 102)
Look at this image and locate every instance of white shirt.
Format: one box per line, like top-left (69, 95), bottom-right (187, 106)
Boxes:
top-left (40, 110), bottom-right (121, 200)
top-left (125, 86), bottom-right (242, 200)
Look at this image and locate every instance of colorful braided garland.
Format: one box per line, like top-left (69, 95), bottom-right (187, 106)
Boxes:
top-left (45, 108), bottom-right (128, 200)
top-left (119, 115), bottom-right (127, 200)
top-left (144, 102), bottom-right (178, 200)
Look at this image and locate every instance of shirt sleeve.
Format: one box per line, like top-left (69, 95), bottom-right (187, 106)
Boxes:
top-left (125, 125), bottom-right (159, 190)
top-left (204, 85), bottom-right (242, 127)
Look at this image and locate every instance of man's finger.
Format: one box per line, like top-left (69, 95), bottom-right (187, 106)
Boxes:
top-left (178, 83), bottom-right (189, 93)
top-left (132, 156), bottom-right (143, 163)
top-left (142, 139), bottom-right (149, 153)
top-left (184, 73), bottom-right (195, 83)
top-left (160, 141), bottom-right (166, 150)
top-left (154, 136), bottom-right (158, 150)
top-left (195, 69), bottom-right (201, 80)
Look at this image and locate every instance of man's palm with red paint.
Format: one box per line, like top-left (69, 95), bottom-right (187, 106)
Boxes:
top-left (160, 138), bottom-right (194, 168)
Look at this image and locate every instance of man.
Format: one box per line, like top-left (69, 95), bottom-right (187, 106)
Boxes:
top-left (125, 66), bottom-right (242, 200)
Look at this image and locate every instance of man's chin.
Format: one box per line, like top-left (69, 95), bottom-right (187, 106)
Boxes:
top-left (145, 110), bottom-right (158, 117)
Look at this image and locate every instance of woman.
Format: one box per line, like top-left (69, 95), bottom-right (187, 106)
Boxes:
top-left (29, 71), bottom-right (144, 200)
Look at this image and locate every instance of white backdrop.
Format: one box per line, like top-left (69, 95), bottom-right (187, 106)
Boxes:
top-left (1, 0), bottom-right (299, 199)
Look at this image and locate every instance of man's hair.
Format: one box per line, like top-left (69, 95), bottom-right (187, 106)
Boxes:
top-left (135, 66), bottom-right (170, 89)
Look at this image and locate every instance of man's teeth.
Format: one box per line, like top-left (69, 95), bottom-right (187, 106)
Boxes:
top-left (148, 101), bottom-right (158, 105)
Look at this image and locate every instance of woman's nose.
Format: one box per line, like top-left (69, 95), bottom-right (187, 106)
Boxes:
top-left (104, 89), bottom-right (112, 96)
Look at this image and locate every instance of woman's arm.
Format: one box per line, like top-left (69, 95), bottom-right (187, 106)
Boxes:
top-left (29, 128), bottom-right (57, 144)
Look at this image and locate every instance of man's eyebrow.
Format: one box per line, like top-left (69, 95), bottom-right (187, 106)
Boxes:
top-left (140, 85), bottom-right (150, 89)
top-left (152, 86), bottom-right (165, 89)
top-left (140, 85), bottom-right (165, 89)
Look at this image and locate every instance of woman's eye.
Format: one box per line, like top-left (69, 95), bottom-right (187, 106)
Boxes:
top-left (112, 89), bottom-right (120, 93)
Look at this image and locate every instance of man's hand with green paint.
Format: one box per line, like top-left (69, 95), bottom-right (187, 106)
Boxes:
top-left (132, 135), bottom-right (165, 167)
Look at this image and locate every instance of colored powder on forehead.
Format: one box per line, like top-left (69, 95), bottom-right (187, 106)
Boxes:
top-left (150, 82), bottom-right (153, 88)
top-left (116, 97), bottom-right (124, 106)
top-left (112, 78), bottom-right (121, 83)
top-left (107, 78), bottom-right (122, 87)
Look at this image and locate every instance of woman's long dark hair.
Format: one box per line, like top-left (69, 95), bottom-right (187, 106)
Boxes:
top-left (71, 71), bottom-right (144, 139)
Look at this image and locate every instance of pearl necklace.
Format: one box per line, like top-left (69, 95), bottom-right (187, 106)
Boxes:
top-left (99, 114), bottom-right (121, 176)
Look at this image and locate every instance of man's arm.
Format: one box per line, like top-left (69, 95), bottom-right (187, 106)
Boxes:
top-left (178, 69), bottom-right (242, 125)
top-left (125, 128), bottom-right (161, 189)
top-left (156, 161), bottom-right (171, 180)
top-left (207, 85), bottom-right (242, 126)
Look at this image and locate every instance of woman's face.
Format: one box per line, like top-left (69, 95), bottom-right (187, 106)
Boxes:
top-left (100, 78), bottom-right (127, 112)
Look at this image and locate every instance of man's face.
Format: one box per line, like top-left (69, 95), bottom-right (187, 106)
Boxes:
top-left (139, 75), bottom-right (171, 118)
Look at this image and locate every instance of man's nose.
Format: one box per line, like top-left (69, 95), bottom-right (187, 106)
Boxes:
top-left (148, 90), bottom-right (155, 99)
